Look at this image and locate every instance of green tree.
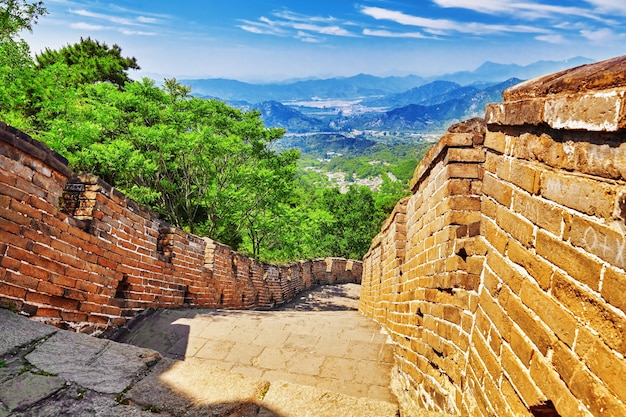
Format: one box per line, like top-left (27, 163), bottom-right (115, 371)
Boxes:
top-left (0, 0), bottom-right (46, 39)
top-left (35, 37), bottom-right (139, 87)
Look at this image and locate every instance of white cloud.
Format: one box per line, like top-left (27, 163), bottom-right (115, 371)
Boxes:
top-left (535, 34), bottom-right (566, 44)
top-left (238, 10), bottom-right (357, 41)
top-left (363, 29), bottom-right (432, 39)
top-left (290, 23), bottom-right (355, 37)
top-left (432, 0), bottom-right (512, 14)
top-left (119, 29), bottom-right (157, 36)
top-left (70, 22), bottom-right (106, 30)
top-left (433, 0), bottom-right (600, 20)
top-left (360, 6), bottom-right (548, 35)
top-left (580, 27), bottom-right (617, 42)
top-left (585, 0), bottom-right (626, 15)
top-left (137, 16), bottom-right (159, 24)
top-left (296, 31), bottom-right (322, 43)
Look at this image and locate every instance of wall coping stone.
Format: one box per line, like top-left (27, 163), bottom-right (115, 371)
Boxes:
top-left (487, 55), bottom-right (626, 132)
top-left (0, 122), bottom-right (71, 177)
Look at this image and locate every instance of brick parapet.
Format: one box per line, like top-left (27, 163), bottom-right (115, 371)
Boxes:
top-left (0, 127), bottom-right (362, 335)
top-left (361, 55), bottom-right (626, 417)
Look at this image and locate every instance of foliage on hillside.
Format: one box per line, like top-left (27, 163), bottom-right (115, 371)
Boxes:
top-left (0, 5), bottom-right (424, 262)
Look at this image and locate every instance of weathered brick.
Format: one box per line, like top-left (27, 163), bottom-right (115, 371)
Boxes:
top-left (519, 280), bottom-right (577, 346)
top-left (483, 173), bottom-right (513, 208)
top-left (540, 170), bottom-right (616, 219)
top-left (602, 267), bottom-right (626, 312)
top-left (495, 205), bottom-right (535, 248)
top-left (569, 215), bottom-right (626, 270)
top-left (536, 230), bottom-right (602, 291)
top-left (552, 272), bottom-right (626, 355)
top-left (500, 287), bottom-right (556, 356)
top-left (575, 326), bottom-right (626, 405)
top-left (507, 238), bottom-right (553, 290)
top-left (484, 131), bottom-right (507, 154)
top-left (501, 344), bottom-right (546, 407)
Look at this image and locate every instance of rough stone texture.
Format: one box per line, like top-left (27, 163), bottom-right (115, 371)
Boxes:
top-left (262, 381), bottom-right (398, 417)
top-left (0, 372), bottom-right (66, 412)
top-left (26, 330), bottom-right (161, 394)
top-left (486, 56), bottom-right (626, 131)
top-left (0, 308), bottom-right (57, 356)
top-left (0, 286), bottom-right (407, 417)
top-left (361, 55), bottom-right (626, 417)
top-left (117, 283), bottom-right (396, 404)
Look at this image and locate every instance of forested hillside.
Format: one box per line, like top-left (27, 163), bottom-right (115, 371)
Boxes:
top-left (0, 1), bottom-right (412, 262)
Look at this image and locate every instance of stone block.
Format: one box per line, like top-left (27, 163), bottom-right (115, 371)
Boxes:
top-left (536, 230), bottom-right (602, 291)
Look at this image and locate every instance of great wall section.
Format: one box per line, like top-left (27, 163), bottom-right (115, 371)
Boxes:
top-left (0, 124), bottom-right (361, 335)
top-left (360, 55), bottom-right (626, 416)
top-left (1, 55), bottom-right (626, 416)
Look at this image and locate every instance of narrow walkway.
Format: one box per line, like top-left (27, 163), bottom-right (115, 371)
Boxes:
top-left (116, 283), bottom-right (396, 403)
top-left (0, 284), bottom-right (402, 416)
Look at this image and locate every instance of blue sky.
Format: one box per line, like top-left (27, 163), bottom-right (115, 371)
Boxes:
top-left (21, 0), bottom-right (626, 82)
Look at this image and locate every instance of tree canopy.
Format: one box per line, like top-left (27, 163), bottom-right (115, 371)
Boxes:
top-left (0, 8), bottom-right (417, 262)
top-left (35, 37), bottom-right (139, 87)
top-left (0, 0), bottom-right (46, 39)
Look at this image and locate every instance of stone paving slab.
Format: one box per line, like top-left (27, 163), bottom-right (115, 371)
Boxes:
top-left (116, 284), bottom-right (397, 403)
top-left (0, 284), bottom-right (411, 416)
top-left (26, 330), bottom-right (161, 394)
top-left (0, 309), bottom-right (56, 356)
top-left (0, 309), bottom-right (160, 416)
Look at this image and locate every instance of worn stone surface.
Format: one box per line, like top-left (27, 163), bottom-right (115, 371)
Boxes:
top-left (262, 380), bottom-right (399, 417)
top-left (0, 372), bottom-right (66, 411)
top-left (0, 284), bottom-right (410, 417)
top-left (128, 357), bottom-right (272, 416)
top-left (26, 330), bottom-right (161, 394)
top-left (0, 309), bottom-right (57, 356)
top-left (117, 283), bottom-right (396, 404)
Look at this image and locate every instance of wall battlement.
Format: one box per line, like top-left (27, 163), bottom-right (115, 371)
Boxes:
top-left (360, 55), bottom-right (626, 416)
top-left (0, 122), bottom-right (361, 335)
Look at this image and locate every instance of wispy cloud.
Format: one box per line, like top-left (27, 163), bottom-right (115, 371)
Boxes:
top-left (70, 22), bottom-right (106, 30)
top-left (432, 0), bottom-right (607, 21)
top-left (535, 34), bottom-right (566, 44)
top-left (70, 9), bottom-right (139, 26)
top-left (363, 29), bottom-right (433, 39)
top-left (360, 6), bottom-right (548, 36)
top-left (580, 28), bottom-right (623, 42)
top-left (119, 29), bottom-right (157, 36)
top-left (238, 9), bottom-right (357, 42)
top-left (583, 0), bottom-right (626, 15)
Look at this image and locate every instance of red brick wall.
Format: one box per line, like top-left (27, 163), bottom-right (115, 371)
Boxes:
top-left (0, 122), bottom-right (362, 335)
top-left (360, 56), bottom-right (626, 416)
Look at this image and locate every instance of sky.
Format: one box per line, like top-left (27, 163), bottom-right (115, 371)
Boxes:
top-left (20, 0), bottom-right (626, 82)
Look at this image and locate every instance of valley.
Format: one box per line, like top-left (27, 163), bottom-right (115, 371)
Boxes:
top-left (181, 57), bottom-right (593, 193)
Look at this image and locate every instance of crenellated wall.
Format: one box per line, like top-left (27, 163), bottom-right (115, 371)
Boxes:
top-left (0, 123), bottom-right (361, 335)
top-left (360, 55), bottom-right (626, 416)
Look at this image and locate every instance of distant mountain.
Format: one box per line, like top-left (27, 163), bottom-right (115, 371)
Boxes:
top-left (435, 57), bottom-right (593, 85)
top-left (339, 78), bottom-right (522, 132)
top-left (364, 80), bottom-right (488, 109)
top-left (182, 57), bottom-right (592, 103)
top-left (254, 101), bottom-right (327, 133)
top-left (184, 74), bottom-right (425, 102)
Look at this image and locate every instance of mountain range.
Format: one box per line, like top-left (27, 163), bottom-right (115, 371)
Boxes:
top-left (180, 57), bottom-right (594, 153)
top-left (181, 57), bottom-right (592, 103)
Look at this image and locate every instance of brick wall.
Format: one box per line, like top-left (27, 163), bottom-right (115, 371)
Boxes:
top-left (360, 55), bottom-right (626, 416)
top-left (0, 122), bottom-right (362, 335)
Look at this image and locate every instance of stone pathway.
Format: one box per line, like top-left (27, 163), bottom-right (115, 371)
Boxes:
top-left (116, 283), bottom-right (395, 403)
top-left (0, 284), bottom-right (408, 416)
